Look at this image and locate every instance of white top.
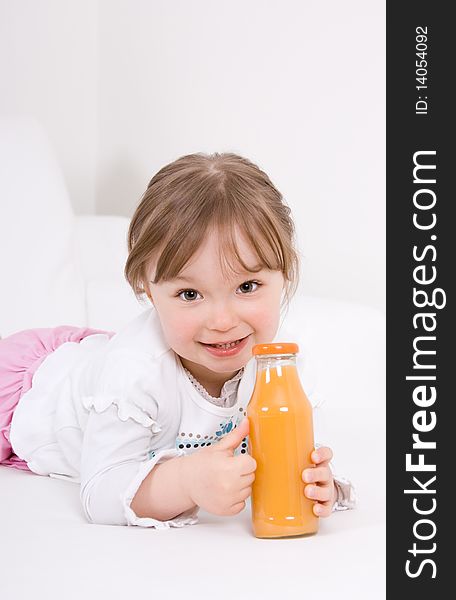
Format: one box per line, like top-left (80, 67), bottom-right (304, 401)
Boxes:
top-left (9, 308), bottom-right (356, 529)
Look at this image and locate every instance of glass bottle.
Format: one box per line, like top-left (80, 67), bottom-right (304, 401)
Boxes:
top-left (247, 342), bottom-right (319, 538)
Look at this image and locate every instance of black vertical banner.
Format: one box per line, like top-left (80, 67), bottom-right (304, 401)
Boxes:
top-left (387, 2), bottom-right (453, 595)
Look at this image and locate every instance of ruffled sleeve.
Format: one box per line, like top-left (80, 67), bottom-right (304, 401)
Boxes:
top-left (82, 349), bottom-right (164, 428)
top-left (81, 393), bottom-right (162, 430)
top-left (79, 350), bottom-right (198, 528)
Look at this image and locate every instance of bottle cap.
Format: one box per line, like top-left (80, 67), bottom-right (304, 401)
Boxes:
top-left (252, 342), bottom-right (299, 356)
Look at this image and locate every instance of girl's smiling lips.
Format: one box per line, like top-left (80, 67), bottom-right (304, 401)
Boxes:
top-left (199, 334), bottom-right (251, 357)
top-left (199, 334), bottom-right (250, 345)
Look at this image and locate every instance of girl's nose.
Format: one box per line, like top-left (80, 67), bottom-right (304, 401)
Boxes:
top-left (205, 303), bottom-right (239, 331)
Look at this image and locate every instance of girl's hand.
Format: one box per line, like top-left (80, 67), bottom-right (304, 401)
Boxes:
top-left (302, 446), bottom-right (337, 518)
top-left (182, 417), bottom-right (257, 517)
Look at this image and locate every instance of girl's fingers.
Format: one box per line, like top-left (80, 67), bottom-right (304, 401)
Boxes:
top-left (313, 502), bottom-right (333, 518)
top-left (302, 466), bottom-right (332, 484)
top-left (303, 446), bottom-right (336, 518)
top-left (311, 446), bottom-right (333, 464)
top-left (304, 483), bottom-right (333, 503)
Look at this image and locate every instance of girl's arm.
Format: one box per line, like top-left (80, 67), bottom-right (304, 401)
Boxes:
top-left (80, 349), bottom-right (201, 528)
top-left (80, 403), bottom-right (199, 528)
top-left (130, 455), bottom-right (197, 521)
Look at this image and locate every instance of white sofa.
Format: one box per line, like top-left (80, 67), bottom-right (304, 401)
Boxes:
top-left (0, 116), bottom-right (386, 599)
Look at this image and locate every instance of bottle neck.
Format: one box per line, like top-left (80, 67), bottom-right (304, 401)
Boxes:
top-left (255, 353), bottom-right (297, 373)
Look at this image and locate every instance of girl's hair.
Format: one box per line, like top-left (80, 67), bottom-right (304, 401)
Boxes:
top-left (124, 152), bottom-right (300, 312)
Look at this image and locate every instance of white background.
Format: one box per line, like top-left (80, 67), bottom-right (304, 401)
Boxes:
top-left (0, 0), bottom-right (385, 312)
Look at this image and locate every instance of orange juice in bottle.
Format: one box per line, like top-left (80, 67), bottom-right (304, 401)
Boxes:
top-left (247, 342), bottom-right (319, 538)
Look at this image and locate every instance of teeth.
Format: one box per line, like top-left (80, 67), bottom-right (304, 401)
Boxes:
top-left (211, 339), bottom-right (242, 349)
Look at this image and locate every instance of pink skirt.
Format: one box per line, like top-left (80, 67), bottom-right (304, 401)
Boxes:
top-left (0, 325), bottom-right (115, 472)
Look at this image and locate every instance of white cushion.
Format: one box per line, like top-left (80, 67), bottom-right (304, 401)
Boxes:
top-left (284, 295), bottom-right (385, 488)
top-left (73, 215), bottom-right (145, 332)
top-left (0, 116), bottom-right (86, 338)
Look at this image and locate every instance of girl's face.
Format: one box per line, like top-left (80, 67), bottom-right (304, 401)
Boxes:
top-left (146, 228), bottom-right (285, 390)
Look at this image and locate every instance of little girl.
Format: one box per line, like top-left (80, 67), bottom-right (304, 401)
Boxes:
top-left (0, 152), bottom-right (356, 529)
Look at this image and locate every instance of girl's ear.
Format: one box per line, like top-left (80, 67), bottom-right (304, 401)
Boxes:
top-left (143, 282), bottom-right (154, 305)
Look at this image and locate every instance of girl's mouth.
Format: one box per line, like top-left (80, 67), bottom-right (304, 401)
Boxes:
top-left (199, 335), bottom-right (250, 357)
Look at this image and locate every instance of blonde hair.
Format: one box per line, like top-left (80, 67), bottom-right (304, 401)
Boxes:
top-left (125, 152), bottom-right (300, 312)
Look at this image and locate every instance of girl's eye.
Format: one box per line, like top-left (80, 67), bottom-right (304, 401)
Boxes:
top-left (177, 289), bottom-right (202, 302)
top-left (238, 280), bottom-right (261, 294)
top-left (176, 280), bottom-right (262, 303)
